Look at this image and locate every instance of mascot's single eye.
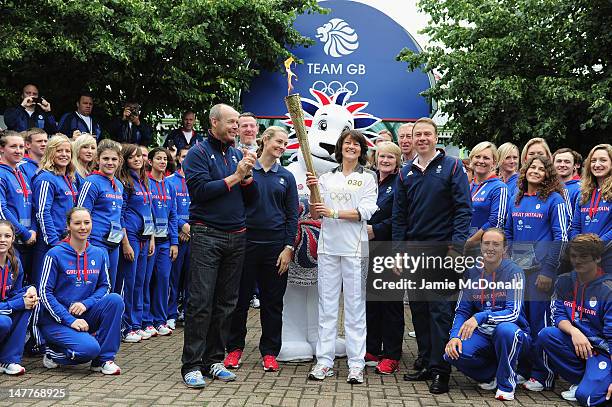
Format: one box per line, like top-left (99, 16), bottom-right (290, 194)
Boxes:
top-left (318, 120), bottom-right (327, 131)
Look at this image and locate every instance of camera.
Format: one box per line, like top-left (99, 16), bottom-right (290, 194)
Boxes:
top-left (31, 97), bottom-right (43, 104)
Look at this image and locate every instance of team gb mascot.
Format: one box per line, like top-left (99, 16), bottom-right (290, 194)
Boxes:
top-left (277, 88), bottom-right (380, 361)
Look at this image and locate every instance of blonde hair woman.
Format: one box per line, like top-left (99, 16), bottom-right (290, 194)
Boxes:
top-left (71, 134), bottom-right (97, 189)
top-left (497, 142), bottom-right (520, 198)
top-left (520, 138), bottom-right (552, 167)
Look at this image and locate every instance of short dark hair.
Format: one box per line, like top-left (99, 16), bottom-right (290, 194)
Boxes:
top-left (553, 148), bottom-right (583, 171)
top-left (334, 130), bottom-right (369, 165)
top-left (568, 234), bottom-right (605, 260)
top-left (77, 91), bottom-right (94, 101)
top-left (239, 112), bottom-right (256, 120)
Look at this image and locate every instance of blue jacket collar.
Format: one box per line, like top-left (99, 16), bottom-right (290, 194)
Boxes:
top-left (254, 160), bottom-right (279, 173)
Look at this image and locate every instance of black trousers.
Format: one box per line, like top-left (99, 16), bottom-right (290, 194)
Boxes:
top-left (227, 240), bottom-right (288, 357)
top-left (181, 224), bottom-right (246, 375)
top-left (365, 300), bottom-right (405, 360)
top-left (409, 297), bottom-right (454, 375)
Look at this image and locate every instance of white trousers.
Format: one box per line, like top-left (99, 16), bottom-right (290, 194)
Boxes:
top-left (315, 254), bottom-right (366, 369)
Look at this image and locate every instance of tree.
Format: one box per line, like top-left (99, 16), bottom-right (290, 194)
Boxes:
top-left (0, 0), bottom-right (323, 135)
top-left (398, 0), bottom-right (611, 154)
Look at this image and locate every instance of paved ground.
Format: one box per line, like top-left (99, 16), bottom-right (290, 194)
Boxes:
top-left (1, 307), bottom-right (575, 407)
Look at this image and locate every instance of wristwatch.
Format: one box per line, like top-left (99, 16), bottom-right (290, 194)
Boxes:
top-left (284, 245), bottom-right (294, 251)
top-left (332, 209), bottom-right (339, 219)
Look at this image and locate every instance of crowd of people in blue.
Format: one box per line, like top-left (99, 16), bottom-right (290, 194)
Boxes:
top-left (0, 84), bottom-right (610, 405)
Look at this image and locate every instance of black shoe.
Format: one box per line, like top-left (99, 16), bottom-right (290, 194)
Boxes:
top-left (413, 357), bottom-right (425, 371)
top-left (403, 368), bottom-right (431, 381)
top-left (429, 374), bottom-right (450, 394)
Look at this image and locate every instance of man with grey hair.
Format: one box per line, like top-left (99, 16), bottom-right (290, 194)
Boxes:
top-left (180, 103), bottom-right (259, 388)
top-left (398, 123), bottom-right (416, 164)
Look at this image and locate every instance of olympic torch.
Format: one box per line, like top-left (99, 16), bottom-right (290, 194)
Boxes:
top-left (284, 57), bottom-right (322, 203)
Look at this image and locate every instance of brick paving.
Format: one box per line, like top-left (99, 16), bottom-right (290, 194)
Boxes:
top-left (1, 307), bottom-right (574, 407)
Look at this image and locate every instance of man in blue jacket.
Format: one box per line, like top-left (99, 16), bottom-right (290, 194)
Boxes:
top-left (108, 102), bottom-right (152, 146)
top-left (393, 117), bottom-right (472, 394)
top-left (58, 92), bottom-right (103, 140)
top-left (180, 103), bottom-right (258, 388)
top-left (3, 84), bottom-right (58, 134)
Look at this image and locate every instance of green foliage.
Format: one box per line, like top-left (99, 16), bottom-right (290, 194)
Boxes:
top-left (0, 0), bottom-right (323, 133)
top-left (398, 0), bottom-right (611, 153)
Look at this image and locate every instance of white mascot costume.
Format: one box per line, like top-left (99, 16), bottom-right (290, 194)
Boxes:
top-left (277, 88), bottom-right (380, 361)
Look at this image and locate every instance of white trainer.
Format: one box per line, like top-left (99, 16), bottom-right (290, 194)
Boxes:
top-left (523, 378), bottom-right (545, 392)
top-left (135, 329), bottom-right (152, 340)
top-left (123, 331), bottom-right (142, 343)
top-left (495, 389), bottom-right (515, 401)
top-left (144, 326), bottom-right (159, 337)
top-left (91, 361), bottom-right (121, 375)
top-left (167, 319), bottom-right (176, 330)
top-left (0, 363), bottom-right (25, 375)
top-left (308, 363), bottom-right (334, 381)
top-left (156, 324), bottom-right (173, 336)
top-left (479, 378), bottom-right (497, 390)
top-left (561, 384), bottom-right (578, 401)
top-left (347, 367), bottom-right (364, 384)
top-left (43, 354), bottom-right (59, 369)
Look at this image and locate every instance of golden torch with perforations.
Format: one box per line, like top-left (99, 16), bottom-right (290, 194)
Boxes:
top-left (284, 57), bottom-right (322, 203)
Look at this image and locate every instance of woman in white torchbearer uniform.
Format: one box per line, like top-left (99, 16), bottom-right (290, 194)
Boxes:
top-left (305, 130), bottom-right (378, 384)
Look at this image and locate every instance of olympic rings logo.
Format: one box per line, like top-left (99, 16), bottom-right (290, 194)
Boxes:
top-left (330, 192), bottom-right (352, 203)
top-left (312, 80), bottom-right (359, 96)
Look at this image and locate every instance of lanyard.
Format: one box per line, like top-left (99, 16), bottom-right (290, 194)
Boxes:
top-left (13, 168), bottom-right (29, 200)
top-left (136, 178), bottom-right (150, 205)
top-left (588, 188), bottom-right (602, 219)
top-left (1, 264), bottom-right (8, 300)
top-left (470, 175), bottom-right (497, 201)
top-left (480, 269), bottom-right (497, 309)
top-left (571, 268), bottom-right (604, 322)
top-left (92, 171), bottom-right (118, 191)
top-left (63, 175), bottom-right (77, 204)
top-left (76, 249), bottom-right (88, 282)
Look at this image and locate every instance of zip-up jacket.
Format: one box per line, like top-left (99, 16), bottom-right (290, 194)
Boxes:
top-left (451, 259), bottom-right (529, 338)
top-left (58, 112), bottom-right (103, 141)
top-left (182, 133), bottom-right (259, 232)
top-left (107, 118), bottom-right (152, 146)
top-left (38, 241), bottom-right (111, 327)
top-left (551, 270), bottom-right (612, 354)
top-left (0, 258), bottom-right (29, 315)
top-left (17, 157), bottom-right (39, 183)
top-left (166, 171), bottom-right (191, 231)
top-left (164, 128), bottom-right (203, 153)
top-left (121, 171), bottom-right (154, 241)
top-left (246, 161), bottom-right (298, 246)
top-left (505, 173), bottom-right (519, 202)
top-left (368, 171), bottom-right (397, 241)
top-left (77, 172), bottom-right (124, 247)
top-left (148, 174), bottom-right (179, 246)
top-left (393, 150), bottom-right (472, 242)
top-left (505, 192), bottom-right (569, 278)
top-left (570, 188), bottom-right (611, 243)
top-left (0, 163), bottom-right (35, 241)
top-left (3, 106), bottom-right (57, 134)
top-left (469, 176), bottom-right (508, 236)
top-left (563, 178), bottom-right (581, 221)
top-left (33, 170), bottom-right (77, 246)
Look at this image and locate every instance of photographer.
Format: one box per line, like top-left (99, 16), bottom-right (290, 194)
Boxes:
top-left (3, 84), bottom-right (57, 134)
top-left (108, 102), bottom-right (152, 146)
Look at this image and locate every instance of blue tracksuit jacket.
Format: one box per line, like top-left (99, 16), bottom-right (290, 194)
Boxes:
top-left (121, 171), bottom-right (154, 241)
top-left (77, 172), bottom-right (124, 248)
top-left (148, 175), bottom-right (179, 246)
top-left (505, 173), bottom-right (519, 204)
top-left (505, 192), bottom-right (569, 278)
top-left (0, 258), bottom-right (28, 315)
top-left (38, 242), bottom-right (110, 327)
top-left (33, 170), bottom-right (77, 246)
top-left (469, 176), bottom-right (508, 236)
top-left (571, 188), bottom-right (611, 242)
top-left (563, 178), bottom-right (581, 220)
top-left (181, 133), bottom-right (259, 232)
top-left (392, 150), bottom-right (472, 242)
top-left (17, 157), bottom-right (39, 183)
top-left (166, 171), bottom-right (191, 231)
top-left (368, 171), bottom-right (397, 241)
top-left (0, 163), bottom-right (35, 242)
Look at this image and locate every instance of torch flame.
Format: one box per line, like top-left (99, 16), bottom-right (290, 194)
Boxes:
top-left (284, 56), bottom-right (298, 95)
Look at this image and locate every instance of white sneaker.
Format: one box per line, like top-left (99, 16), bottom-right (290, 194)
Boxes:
top-left (156, 324), bottom-right (173, 336)
top-left (516, 374), bottom-right (527, 385)
top-left (144, 326), bottom-right (159, 337)
top-left (523, 378), bottom-right (544, 392)
top-left (408, 331), bottom-right (417, 338)
top-left (135, 329), bottom-right (151, 340)
top-left (495, 389), bottom-right (515, 401)
top-left (561, 384), bottom-right (578, 401)
top-left (167, 319), bottom-right (176, 330)
top-left (43, 354), bottom-right (58, 369)
top-left (91, 361), bottom-right (121, 375)
top-left (347, 367), bottom-right (364, 384)
top-left (479, 378), bottom-right (497, 390)
top-left (123, 331), bottom-right (142, 343)
top-left (0, 363), bottom-right (25, 375)
top-left (250, 295), bottom-right (260, 309)
top-left (308, 363), bottom-right (334, 380)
